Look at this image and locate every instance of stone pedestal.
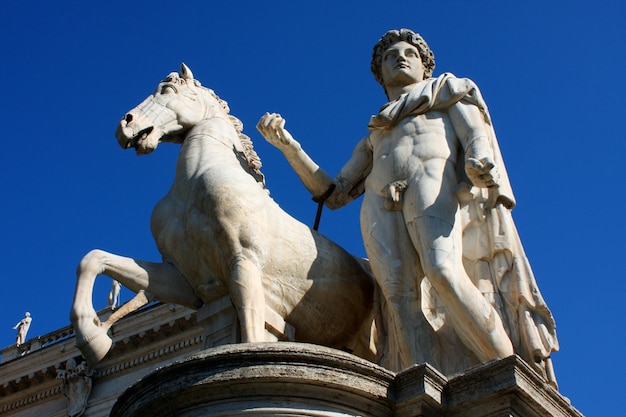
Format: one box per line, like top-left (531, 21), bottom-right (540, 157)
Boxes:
top-left (110, 343), bottom-right (393, 417)
top-left (394, 356), bottom-right (582, 417)
top-left (110, 343), bottom-right (583, 417)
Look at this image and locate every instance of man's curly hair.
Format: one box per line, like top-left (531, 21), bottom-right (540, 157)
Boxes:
top-left (371, 29), bottom-right (435, 93)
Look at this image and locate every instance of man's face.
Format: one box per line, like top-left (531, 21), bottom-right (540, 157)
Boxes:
top-left (381, 41), bottom-right (424, 90)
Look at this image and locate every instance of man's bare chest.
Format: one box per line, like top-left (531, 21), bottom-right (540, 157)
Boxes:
top-left (371, 111), bottom-right (459, 161)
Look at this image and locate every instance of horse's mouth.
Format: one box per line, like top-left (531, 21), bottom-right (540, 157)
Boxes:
top-left (127, 126), bottom-right (155, 150)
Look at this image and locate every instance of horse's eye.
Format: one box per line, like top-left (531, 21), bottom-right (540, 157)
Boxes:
top-left (161, 85), bottom-right (176, 95)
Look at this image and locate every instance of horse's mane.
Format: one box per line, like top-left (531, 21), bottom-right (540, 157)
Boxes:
top-left (206, 88), bottom-right (267, 190)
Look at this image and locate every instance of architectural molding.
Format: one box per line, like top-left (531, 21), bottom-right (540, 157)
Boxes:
top-left (0, 302), bottom-right (202, 416)
top-left (0, 302), bottom-right (583, 417)
top-left (111, 344), bottom-right (584, 417)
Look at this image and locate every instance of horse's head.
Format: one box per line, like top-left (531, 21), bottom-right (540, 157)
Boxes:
top-left (116, 63), bottom-right (222, 155)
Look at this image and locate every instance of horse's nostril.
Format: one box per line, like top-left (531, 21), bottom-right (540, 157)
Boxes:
top-left (124, 114), bottom-right (133, 123)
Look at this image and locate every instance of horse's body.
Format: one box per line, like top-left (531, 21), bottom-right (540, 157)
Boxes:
top-left (70, 64), bottom-right (374, 365)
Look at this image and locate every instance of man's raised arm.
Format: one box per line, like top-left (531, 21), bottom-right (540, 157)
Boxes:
top-left (257, 112), bottom-right (335, 199)
top-left (257, 113), bottom-right (371, 209)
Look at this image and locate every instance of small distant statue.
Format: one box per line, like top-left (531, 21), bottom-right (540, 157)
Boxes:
top-left (13, 312), bottom-right (32, 347)
top-left (108, 280), bottom-right (121, 310)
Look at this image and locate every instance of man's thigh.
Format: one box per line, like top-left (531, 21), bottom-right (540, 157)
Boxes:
top-left (361, 195), bottom-right (422, 294)
top-left (405, 213), bottom-right (463, 275)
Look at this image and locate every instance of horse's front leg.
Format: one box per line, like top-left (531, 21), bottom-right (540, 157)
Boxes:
top-left (70, 249), bottom-right (201, 365)
top-left (229, 255), bottom-right (266, 342)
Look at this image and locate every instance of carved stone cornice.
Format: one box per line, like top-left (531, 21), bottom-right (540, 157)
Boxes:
top-left (0, 303), bottom-right (202, 415)
top-left (95, 334), bottom-right (203, 380)
top-left (443, 355), bottom-right (582, 417)
top-left (110, 345), bottom-right (584, 417)
top-left (0, 382), bottom-right (63, 414)
top-left (0, 304), bottom-right (584, 417)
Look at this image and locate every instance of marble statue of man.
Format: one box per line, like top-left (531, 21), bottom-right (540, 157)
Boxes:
top-left (258, 29), bottom-right (558, 387)
top-left (13, 312), bottom-right (32, 347)
top-left (108, 280), bottom-right (121, 310)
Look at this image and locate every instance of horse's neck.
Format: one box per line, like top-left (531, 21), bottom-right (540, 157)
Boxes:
top-left (176, 117), bottom-right (243, 177)
top-left (170, 116), bottom-right (264, 196)
top-left (184, 117), bottom-right (243, 152)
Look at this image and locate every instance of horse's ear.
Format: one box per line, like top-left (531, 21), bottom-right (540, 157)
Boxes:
top-left (180, 63), bottom-right (194, 81)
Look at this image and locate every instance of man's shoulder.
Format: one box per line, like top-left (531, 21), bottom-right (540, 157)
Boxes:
top-left (431, 73), bottom-right (481, 92)
top-left (420, 73), bottom-right (486, 113)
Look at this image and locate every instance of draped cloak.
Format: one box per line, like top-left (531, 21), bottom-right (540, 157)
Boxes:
top-left (367, 73), bottom-right (559, 386)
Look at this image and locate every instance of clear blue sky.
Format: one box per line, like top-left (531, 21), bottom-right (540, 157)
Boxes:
top-left (1, 1), bottom-right (623, 415)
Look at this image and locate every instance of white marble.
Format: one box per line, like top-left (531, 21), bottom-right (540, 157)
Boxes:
top-left (12, 312), bottom-right (31, 347)
top-left (108, 280), bottom-right (121, 310)
top-left (257, 29), bottom-right (558, 386)
top-left (70, 64), bottom-right (375, 366)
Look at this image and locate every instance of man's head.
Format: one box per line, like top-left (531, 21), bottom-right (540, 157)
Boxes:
top-left (371, 29), bottom-right (435, 95)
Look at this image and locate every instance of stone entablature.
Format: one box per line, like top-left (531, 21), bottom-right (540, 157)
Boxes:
top-left (1, 302), bottom-right (583, 417)
top-left (0, 303), bottom-right (202, 416)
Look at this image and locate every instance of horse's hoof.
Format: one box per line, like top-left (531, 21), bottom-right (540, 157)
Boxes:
top-left (74, 324), bottom-right (113, 366)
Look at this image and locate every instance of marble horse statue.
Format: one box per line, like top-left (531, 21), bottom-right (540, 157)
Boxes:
top-left (70, 64), bottom-right (374, 366)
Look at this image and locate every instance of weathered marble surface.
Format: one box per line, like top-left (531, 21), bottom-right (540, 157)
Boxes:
top-left (70, 64), bottom-right (375, 366)
top-left (111, 343), bottom-right (582, 417)
top-left (258, 29), bottom-right (558, 385)
top-left (56, 358), bottom-right (92, 417)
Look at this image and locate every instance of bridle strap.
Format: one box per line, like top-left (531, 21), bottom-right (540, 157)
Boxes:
top-left (312, 184), bottom-right (336, 231)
